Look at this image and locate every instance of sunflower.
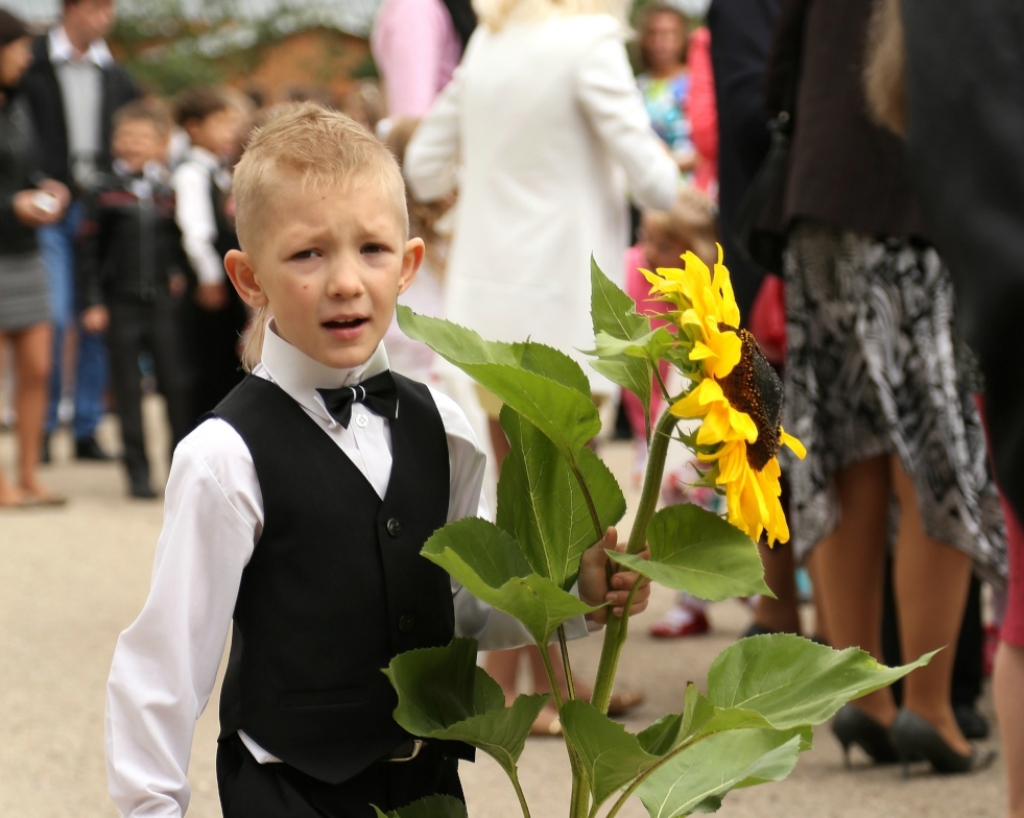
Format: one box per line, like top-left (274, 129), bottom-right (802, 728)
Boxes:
top-left (643, 246), bottom-right (806, 546)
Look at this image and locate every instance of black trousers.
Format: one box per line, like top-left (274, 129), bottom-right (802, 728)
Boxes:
top-left (107, 298), bottom-right (192, 482)
top-left (216, 734), bottom-right (464, 818)
top-left (180, 286), bottom-right (247, 425)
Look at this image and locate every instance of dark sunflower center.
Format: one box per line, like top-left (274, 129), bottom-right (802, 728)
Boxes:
top-left (717, 327), bottom-right (784, 471)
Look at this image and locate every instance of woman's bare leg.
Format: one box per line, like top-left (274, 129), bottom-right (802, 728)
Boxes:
top-left (0, 331), bottom-right (20, 505)
top-left (12, 323), bottom-right (52, 497)
top-left (995, 642), bottom-right (1024, 817)
top-left (753, 540), bottom-right (802, 634)
top-left (805, 548), bottom-right (830, 643)
top-left (812, 455), bottom-right (896, 726)
top-left (890, 458), bottom-right (973, 755)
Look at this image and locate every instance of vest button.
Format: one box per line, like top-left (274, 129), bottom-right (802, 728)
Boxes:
top-left (386, 517), bottom-right (402, 537)
top-left (398, 614), bottom-right (415, 633)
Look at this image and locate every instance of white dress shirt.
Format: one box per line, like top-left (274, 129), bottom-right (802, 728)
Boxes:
top-left (105, 326), bottom-right (569, 817)
top-left (49, 26), bottom-right (112, 188)
top-left (172, 146), bottom-right (232, 286)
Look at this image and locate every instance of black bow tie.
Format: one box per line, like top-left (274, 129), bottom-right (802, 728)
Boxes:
top-left (317, 371), bottom-right (399, 429)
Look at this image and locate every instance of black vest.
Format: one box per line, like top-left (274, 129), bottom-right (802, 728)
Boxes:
top-left (213, 374), bottom-right (454, 784)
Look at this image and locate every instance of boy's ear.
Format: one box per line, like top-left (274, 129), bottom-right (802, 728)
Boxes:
top-left (398, 237), bottom-right (425, 296)
top-left (224, 249), bottom-right (268, 308)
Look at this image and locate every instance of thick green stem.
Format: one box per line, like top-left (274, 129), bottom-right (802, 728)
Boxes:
top-left (510, 769), bottom-right (532, 818)
top-left (590, 410), bottom-right (681, 714)
top-left (536, 637), bottom-right (564, 711)
top-left (557, 626), bottom-right (576, 701)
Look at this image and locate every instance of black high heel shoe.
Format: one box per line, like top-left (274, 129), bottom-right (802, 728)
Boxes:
top-left (889, 709), bottom-right (996, 775)
top-left (831, 705), bottom-right (901, 766)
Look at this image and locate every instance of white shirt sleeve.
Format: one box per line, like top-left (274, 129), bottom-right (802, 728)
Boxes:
top-left (172, 162), bottom-right (226, 286)
top-left (105, 421), bottom-right (261, 818)
top-left (404, 67), bottom-right (462, 203)
top-left (575, 22), bottom-right (680, 212)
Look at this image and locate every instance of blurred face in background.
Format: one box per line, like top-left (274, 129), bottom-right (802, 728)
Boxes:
top-left (642, 10), bottom-right (688, 74)
top-left (112, 118), bottom-right (168, 175)
top-left (63, 0), bottom-right (115, 49)
top-left (0, 36), bottom-right (32, 89)
top-left (641, 219), bottom-right (692, 271)
top-left (185, 108), bottom-right (244, 162)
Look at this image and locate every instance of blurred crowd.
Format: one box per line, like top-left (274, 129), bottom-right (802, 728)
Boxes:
top-left (0, 0), bottom-right (1022, 814)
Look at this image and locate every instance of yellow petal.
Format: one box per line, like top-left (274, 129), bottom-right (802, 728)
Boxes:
top-left (726, 406), bottom-right (759, 443)
top-left (689, 341), bottom-right (716, 361)
top-left (708, 330), bottom-right (742, 379)
top-left (781, 427), bottom-right (807, 459)
top-left (697, 403), bottom-right (732, 445)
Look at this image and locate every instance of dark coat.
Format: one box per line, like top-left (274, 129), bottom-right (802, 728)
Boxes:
top-left (76, 169), bottom-right (187, 308)
top-left (19, 34), bottom-right (139, 192)
top-left (901, 0), bottom-right (1024, 521)
top-left (708, 0), bottom-right (780, 318)
top-left (766, 0), bottom-right (926, 238)
top-left (0, 93), bottom-right (44, 257)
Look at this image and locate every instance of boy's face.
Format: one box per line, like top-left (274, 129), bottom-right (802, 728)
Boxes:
top-left (228, 172), bottom-right (421, 370)
top-left (112, 119), bottom-right (167, 174)
top-left (186, 108), bottom-right (244, 162)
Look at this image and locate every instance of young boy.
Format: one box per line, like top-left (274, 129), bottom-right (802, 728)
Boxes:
top-left (172, 86), bottom-right (249, 424)
top-left (105, 103), bottom-right (650, 818)
top-left (78, 99), bottom-right (192, 499)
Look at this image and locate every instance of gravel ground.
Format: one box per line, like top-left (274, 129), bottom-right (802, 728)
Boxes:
top-left (0, 400), bottom-right (1006, 817)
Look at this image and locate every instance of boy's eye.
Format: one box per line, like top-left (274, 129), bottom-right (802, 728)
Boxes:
top-left (291, 249), bottom-right (320, 260)
top-left (362, 243), bottom-right (389, 255)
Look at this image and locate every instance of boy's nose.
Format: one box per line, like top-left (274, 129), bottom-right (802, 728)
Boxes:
top-left (325, 261), bottom-right (365, 298)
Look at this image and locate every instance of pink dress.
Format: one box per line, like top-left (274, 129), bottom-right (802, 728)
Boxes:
top-left (622, 244), bottom-right (671, 438)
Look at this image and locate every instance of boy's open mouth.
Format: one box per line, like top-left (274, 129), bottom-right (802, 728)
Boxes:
top-left (322, 317), bottom-right (368, 330)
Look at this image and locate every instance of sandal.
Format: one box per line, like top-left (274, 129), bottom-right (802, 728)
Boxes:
top-left (607, 690), bottom-right (645, 717)
top-left (20, 491), bottom-right (68, 508)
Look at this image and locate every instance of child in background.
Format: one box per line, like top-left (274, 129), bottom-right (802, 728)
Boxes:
top-left (623, 191), bottom-right (725, 639)
top-left (172, 86), bottom-right (249, 423)
top-left (78, 100), bottom-right (191, 499)
top-left (105, 103), bottom-right (651, 818)
top-left (382, 118), bottom-right (454, 386)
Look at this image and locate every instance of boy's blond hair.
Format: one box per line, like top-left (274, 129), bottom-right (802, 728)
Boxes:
top-left (642, 187), bottom-right (718, 265)
top-left (233, 102), bottom-right (409, 370)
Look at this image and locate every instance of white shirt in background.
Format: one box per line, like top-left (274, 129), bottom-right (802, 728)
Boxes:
top-left (172, 146), bottom-right (231, 286)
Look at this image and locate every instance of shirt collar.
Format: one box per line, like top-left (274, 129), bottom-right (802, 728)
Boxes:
top-left (186, 145), bottom-right (224, 170)
top-left (49, 26), bottom-right (113, 68)
top-left (258, 322), bottom-right (391, 427)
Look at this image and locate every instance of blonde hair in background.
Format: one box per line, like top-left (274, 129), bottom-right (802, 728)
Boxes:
top-left (473, 0), bottom-right (629, 31)
top-left (233, 102), bottom-right (409, 371)
top-left (642, 186), bottom-right (718, 265)
top-left (864, 0), bottom-right (907, 137)
top-left (385, 118), bottom-right (455, 276)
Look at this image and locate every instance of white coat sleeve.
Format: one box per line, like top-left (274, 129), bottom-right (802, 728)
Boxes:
top-left (173, 163), bottom-right (225, 286)
top-left (432, 389), bottom-right (590, 651)
top-left (105, 423), bottom-right (261, 817)
top-left (404, 68), bottom-right (462, 203)
top-left (575, 23), bottom-right (680, 211)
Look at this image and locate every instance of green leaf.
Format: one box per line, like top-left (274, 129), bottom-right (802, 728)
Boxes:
top-left (707, 633), bottom-right (937, 729)
top-left (397, 307), bottom-right (599, 460)
top-left (590, 256), bottom-right (650, 341)
top-left (421, 518), bottom-right (600, 644)
top-left (496, 408), bottom-right (626, 590)
top-left (383, 638), bottom-right (550, 780)
top-left (372, 795), bottom-right (469, 818)
top-left (589, 258), bottom-right (656, 436)
top-left (588, 328), bottom-right (677, 364)
top-left (609, 504), bottom-right (772, 602)
top-left (634, 728), bottom-right (804, 818)
top-left (559, 700), bottom-right (662, 807)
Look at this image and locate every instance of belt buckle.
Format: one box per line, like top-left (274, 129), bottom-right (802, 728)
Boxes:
top-left (386, 739), bottom-right (425, 763)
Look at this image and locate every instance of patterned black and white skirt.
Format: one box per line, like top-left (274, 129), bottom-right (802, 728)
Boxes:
top-left (781, 221), bottom-right (1006, 585)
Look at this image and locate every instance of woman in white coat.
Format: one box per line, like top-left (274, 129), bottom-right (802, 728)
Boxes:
top-left (406, 0), bottom-right (679, 734)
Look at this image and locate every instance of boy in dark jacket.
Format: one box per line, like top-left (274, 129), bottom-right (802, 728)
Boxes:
top-left (79, 100), bottom-right (191, 498)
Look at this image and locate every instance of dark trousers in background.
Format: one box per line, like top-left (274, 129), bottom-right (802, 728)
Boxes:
top-left (181, 286), bottom-right (247, 424)
top-left (107, 297), bottom-right (192, 484)
top-left (216, 733), bottom-right (464, 818)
